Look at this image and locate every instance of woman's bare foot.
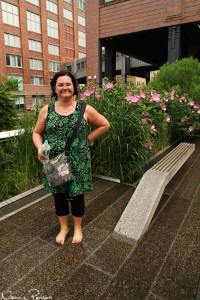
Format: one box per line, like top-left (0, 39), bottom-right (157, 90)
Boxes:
top-left (72, 227), bottom-right (83, 244)
top-left (56, 228), bottom-right (69, 245)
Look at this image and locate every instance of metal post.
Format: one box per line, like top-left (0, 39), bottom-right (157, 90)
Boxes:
top-left (168, 25), bottom-right (182, 63)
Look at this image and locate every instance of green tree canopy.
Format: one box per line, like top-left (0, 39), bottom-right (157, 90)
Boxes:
top-left (148, 57), bottom-right (200, 103)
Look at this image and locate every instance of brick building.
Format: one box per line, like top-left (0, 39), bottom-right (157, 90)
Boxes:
top-left (0, 0), bottom-right (86, 110)
top-left (85, 0), bottom-right (200, 84)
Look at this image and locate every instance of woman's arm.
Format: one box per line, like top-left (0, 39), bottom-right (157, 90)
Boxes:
top-left (84, 104), bottom-right (110, 143)
top-left (32, 105), bottom-right (48, 160)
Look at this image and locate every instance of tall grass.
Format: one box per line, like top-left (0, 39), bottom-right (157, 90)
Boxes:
top-left (0, 130), bottom-right (42, 201)
top-left (84, 83), bottom-right (154, 182)
top-left (0, 110), bottom-right (42, 202)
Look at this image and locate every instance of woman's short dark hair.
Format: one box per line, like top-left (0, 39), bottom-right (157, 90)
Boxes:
top-left (50, 70), bottom-right (78, 99)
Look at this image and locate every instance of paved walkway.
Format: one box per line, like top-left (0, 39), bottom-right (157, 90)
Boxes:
top-left (0, 136), bottom-right (200, 300)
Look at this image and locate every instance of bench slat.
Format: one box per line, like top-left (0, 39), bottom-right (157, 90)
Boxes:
top-left (152, 143), bottom-right (193, 172)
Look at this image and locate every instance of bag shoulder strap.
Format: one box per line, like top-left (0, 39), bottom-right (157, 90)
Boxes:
top-left (65, 102), bottom-right (86, 154)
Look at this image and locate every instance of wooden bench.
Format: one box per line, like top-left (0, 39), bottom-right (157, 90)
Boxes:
top-left (114, 142), bottom-right (195, 242)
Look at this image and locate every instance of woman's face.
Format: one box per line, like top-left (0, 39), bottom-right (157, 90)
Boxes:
top-left (54, 75), bottom-right (74, 100)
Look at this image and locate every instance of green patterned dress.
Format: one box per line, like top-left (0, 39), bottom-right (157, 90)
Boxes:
top-left (43, 101), bottom-right (93, 196)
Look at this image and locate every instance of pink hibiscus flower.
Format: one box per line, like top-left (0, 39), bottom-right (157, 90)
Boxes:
top-left (181, 118), bottom-right (186, 122)
top-left (188, 126), bottom-right (194, 132)
top-left (145, 141), bottom-right (153, 150)
top-left (104, 82), bottom-right (115, 90)
top-left (140, 90), bottom-right (146, 99)
top-left (151, 93), bottom-right (160, 102)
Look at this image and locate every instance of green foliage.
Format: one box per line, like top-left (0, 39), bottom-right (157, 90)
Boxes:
top-left (0, 76), bottom-right (19, 131)
top-left (91, 90), bottom-right (151, 182)
top-left (0, 133), bottom-right (42, 202)
top-left (1, 74), bottom-right (200, 200)
top-left (80, 81), bottom-right (200, 182)
top-left (149, 57), bottom-right (200, 103)
top-left (14, 110), bottom-right (39, 130)
top-left (0, 113), bottom-right (42, 202)
top-left (81, 83), bottom-right (161, 182)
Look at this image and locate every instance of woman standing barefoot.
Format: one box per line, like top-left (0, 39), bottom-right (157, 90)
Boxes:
top-left (32, 71), bottom-right (110, 245)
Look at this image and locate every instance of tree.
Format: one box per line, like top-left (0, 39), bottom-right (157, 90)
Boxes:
top-left (148, 57), bottom-right (200, 103)
top-left (0, 76), bottom-right (19, 131)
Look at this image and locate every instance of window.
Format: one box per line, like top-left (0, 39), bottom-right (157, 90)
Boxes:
top-left (15, 96), bottom-right (25, 110)
top-left (46, 0), bottom-right (58, 14)
top-left (31, 76), bottom-right (43, 85)
top-left (30, 58), bottom-right (43, 70)
top-left (79, 52), bottom-right (86, 59)
top-left (32, 95), bottom-right (44, 107)
top-left (49, 61), bottom-right (60, 72)
top-left (28, 39), bottom-right (42, 52)
top-left (48, 44), bottom-right (59, 56)
top-left (26, 0), bottom-right (39, 6)
top-left (78, 15), bottom-right (85, 26)
top-left (8, 75), bottom-right (23, 91)
top-left (27, 11), bottom-right (41, 33)
top-left (77, 0), bottom-right (85, 10)
top-left (6, 54), bottom-right (22, 68)
top-left (78, 31), bottom-right (86, 47)
top-left (65, 25), bottom-right (74, 43)
top-left (47, 19), bottom-right (58, 39)
top-left (66, 65), bottom-right (72, 72)
top-left (4, 33), bottom-right (21, 48)
top-left (1, 2), bottom-right (19, 27)
top-left (63, 8), bottom-right (73, 21)
top-left (77, 61), bottom-right (86, 69)
top-left (64, 0), bottom-right (72, 4)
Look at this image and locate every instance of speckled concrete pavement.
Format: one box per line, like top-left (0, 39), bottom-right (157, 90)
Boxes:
top-left (0, 136), bottom-right (200, 300)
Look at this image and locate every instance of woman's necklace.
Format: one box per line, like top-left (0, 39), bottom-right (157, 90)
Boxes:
top-left (56, 101), bottom-right (75, 115)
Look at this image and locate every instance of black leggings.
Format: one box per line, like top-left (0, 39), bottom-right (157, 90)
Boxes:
top-left (53, 193), bottom-right (85, 217)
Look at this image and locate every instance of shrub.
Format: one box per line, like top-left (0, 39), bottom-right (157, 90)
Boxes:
top-left (148, 57), bottom-right (200, 103)
top-left (80, 83), bottom-right (152, 182)
top-left (80, 81), bottom-right (200, 182)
